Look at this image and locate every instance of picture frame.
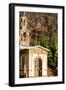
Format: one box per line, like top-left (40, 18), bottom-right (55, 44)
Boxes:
top-left (9, 3), bottom-right (65, 87)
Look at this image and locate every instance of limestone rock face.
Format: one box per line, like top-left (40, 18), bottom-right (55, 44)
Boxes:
top-left (19, 12), bottom-right (57, 46)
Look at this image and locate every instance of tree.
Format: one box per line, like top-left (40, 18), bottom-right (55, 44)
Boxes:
top-left (48, 32), bottom-right (58, 68)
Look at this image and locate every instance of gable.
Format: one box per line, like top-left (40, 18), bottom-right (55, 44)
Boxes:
top-left (29, 47), bottom-right (48, 54)
top-left (20, 45), bottom-right (49, 54)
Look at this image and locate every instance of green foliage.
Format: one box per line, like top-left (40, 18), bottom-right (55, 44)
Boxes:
top-left (48, 32), bottom-right (58, 68)
top-left (33, 39), bottom-right (40, 46)
top-left (43, 35), bottom-right (49, 49)
top-left (31, 31), bottom-right (58, 69)
top-left (39, 32), bottom-right (58, 69)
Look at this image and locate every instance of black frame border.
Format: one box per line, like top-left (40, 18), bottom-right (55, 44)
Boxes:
top-left (9, 3), bottom-right (65, 87)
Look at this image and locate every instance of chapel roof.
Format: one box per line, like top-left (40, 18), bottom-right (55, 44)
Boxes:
top-left (19, 45), bottom-right (50, 52)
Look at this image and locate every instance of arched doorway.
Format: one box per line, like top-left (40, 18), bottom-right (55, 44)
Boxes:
top-left (34, 57), bottom-right (42, 77)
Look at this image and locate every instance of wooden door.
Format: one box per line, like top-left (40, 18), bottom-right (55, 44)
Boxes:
top-left (34, 58), bottom-right (39, 77)
top-left (34, 58), bottom-right (42, 77)
top-left (39, 59), bottom-right (42, 76)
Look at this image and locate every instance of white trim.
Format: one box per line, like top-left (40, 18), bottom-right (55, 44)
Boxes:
top-left (19, 45), bottom-right (50, 51)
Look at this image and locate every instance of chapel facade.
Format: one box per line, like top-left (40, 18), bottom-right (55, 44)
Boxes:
top-left (19, 13), bottom-right (49, 78)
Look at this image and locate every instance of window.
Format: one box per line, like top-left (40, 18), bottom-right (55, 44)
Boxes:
top-left (21, 34), bottom-right (23, 41)
top-left (23, 32), bottom-right (27, 41)
top-left (23, 20), bottom-right (25, 26)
